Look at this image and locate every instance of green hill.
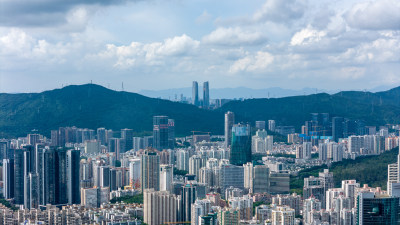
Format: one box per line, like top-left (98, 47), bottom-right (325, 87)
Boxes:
top-left (290, 147), bottom-right (399, 194)
top-left (220, 89), bottom-right (400, 132)
top-left (0, 84), bottom-right (224, 137)
top-left (1, 84), bottom-right (400, 138)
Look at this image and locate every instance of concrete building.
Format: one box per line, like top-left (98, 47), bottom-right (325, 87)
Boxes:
top-left (143, 189), bottom-right (178, 225)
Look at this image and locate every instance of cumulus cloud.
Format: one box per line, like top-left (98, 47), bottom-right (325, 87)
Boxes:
top-left (290, 27), bottom-right (326, 46)
top-left (96, 34), bottom-right (200, 68)
top-left (253, 0), bottom-right (306, 23)
top-left (229, 51), bottom-right (274, 73)
top-left (344, 0), bottom-right (400, 30)
top-left (203, 27), bottom-right (268, 46)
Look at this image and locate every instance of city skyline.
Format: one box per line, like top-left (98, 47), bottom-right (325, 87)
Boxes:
top-left (0, 0), bottom-right (399, 93)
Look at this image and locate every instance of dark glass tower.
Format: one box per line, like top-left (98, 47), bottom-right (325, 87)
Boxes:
top-left (181, 183), bottom-right (197, 222)
top-left (203, 81), bottom-right (209, 108)
top-left (55, 148), bottom-right (67, 204)
top-left (332, 117), bottom-right (344, 142)
top-left (230, 123), bottom-right (251, 166)
top-left (43, 148), bottom-right (56, 204)
top-left (67, 149), bottom-right (80, 204)
top-left (14, 149), bottom-right (25, 204)
top-left (153, 116), bottom-right (169, 151)
top-left (121, 128), bottom-right (134, 151)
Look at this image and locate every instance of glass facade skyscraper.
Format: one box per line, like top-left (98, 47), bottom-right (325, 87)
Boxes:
top-left (230, 123), bottom-right (251, 166)
top-left (153, 116), bottom-right (169, 151)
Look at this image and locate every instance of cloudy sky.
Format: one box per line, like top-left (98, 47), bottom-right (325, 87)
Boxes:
top-left (0, 0), bottom-right (399, 93)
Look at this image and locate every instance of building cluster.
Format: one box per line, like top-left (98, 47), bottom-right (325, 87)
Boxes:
top-left (0, 109), bottom-right (399, 225)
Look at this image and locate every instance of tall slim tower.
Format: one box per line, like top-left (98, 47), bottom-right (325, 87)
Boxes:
top-left (203, 81), bottom-right (209, 108)
top-left (3, 159), bottom-right (14, 199)
top-left (141, 149), bottom-right (160, 192)
top-left (14, 149), bottom-right (25, 204)
top-left (192, 81), bottom-right (199, 106)
top-left (153, 116), bottom-right (169, 151)
top-left (224, 111), bottom-right (235, 147)
top-left (67, 149), bottom-right (81, 204)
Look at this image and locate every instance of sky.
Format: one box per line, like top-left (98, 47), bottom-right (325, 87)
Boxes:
top-left (0, 0), bottom-right (399, 93)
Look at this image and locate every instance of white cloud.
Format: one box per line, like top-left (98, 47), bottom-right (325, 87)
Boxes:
top-left (253, 0), bottom-right (306, 23)
top-left (96, 34), bottom-right (200, 68)
top-left (196, 11), bottom-right (212, 24)
top-left (229, 51), bottom-right (274, 73)
top-left (203, 27), bottom-right (268, 46)
top-left (344, 0), bottom-right (400, 30)
top-left (290, 27), bottom-right (326, 46)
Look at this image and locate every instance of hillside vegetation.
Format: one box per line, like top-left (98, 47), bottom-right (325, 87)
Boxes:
top-left (290, 147), bottom-right (399, 194)
top-left (1, 84), bottom-right (400, 138)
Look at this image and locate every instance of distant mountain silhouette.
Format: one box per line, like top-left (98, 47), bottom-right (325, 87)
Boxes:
top-left (1, 84), bottom-right (399, 138)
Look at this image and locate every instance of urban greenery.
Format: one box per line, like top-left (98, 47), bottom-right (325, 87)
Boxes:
top-left (110, 194), bottom-right (143, 204)
top-left (173, 167), bottom-right (189, 176)
top-left (290, 147), bottom-right (399, 195)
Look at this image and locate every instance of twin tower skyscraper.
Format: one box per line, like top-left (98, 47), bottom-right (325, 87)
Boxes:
top-left (192, 81), bottom-right (209, 108)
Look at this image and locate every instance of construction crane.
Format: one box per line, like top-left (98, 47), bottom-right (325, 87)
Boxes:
top-left (191, 131), bottom-right (211, 136)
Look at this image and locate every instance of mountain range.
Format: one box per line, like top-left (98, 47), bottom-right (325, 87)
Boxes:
top-left (0, 84), bottom-right (400, 138)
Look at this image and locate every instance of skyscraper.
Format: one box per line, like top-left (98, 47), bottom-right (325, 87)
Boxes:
top-left (153, 116), bottom-right (169, 151)
top-left (224, 111), bottom-right (235, 148)
top-left (203, 81), bottom-right (209, 108)
top-left (2, 159), bottom-right (14, 199)
top-left (141, 149), bottom-right (160, 191)
top-left (97, 127), bottom-right (107, 145)
top-left (121, 128), bottom-right (134, 151)
top-left (332, 117), bottom-right (344, 142)
top-left (67, 149), bottom-right (81, 204)
top-left (144, 189), bottom-right (178, 225)
top-left (14, 149), bottom-right (25, 204)
top-left (55, 148), bottom-right (68, 204)
top-left (160, 164), bottom-right (173, 193)
top-left (192, 81), bottom-right (199, 106)
top-left (230, 123), bottom-right (251, 166)
top-left (181, 183), bottom-right (197, 222)
top-left (168, 119), bottom-right (175, 149)
top-left (42, 147), bottom-right (56, 205)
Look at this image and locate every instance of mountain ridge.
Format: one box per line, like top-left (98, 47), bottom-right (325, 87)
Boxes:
top-left (0, 84), bottom-right (400, 138)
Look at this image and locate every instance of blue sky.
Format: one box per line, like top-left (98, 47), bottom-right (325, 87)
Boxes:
top-left (0, 0), bottom-right (399, 93)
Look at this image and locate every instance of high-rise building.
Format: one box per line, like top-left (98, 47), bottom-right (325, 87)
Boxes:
top-left (181, 183), bottom-right (197, 222)
top-left (218, 208), bottom-right (239, 225)
top-left (27, 134), bottom-right (40, 146)
top-left (255, 121), bottom-right (266, 130)
top-left (356, 191), bottom-right (399, 224)
top-left (2, 159), bottom-right (14, 199)
top-left (271, 206), bottom-right (295, 225)
top-left (81, 187), bottom-right (109, 208)
top-left (168, 119), bottom-right (175, 149)
top-left (268, 120), bottom-right (276, 132)
top-left (14, 149), bottom-right (25, 204)
top-left (203, 81), bottom-right (209, 108)
top-left (189, 155), bottom-right (203, 181)
top-left (129, 158), bottom-right (141, 187)
top-left (230, 123), bottom-right (251, 166)
top-left (55, 148), bottom-right (68, 205)
top-left (153, 116), bottom-right (169, 151)
top-left (67, 149), bottom-right (80, 204)
top-left (193, 81), bottom-right (199, 106)
top-left (219, 164), bottom-right (244, 192)
top-left (224, 111), bottom-right (235, 148)
top-left (84, 140), bottom-right (100, 154)
top-left (42, 148), bottom-right (56, 205)
top-left (24, 172), bottom-right (39, 209)
top-left (143, 189), bottom-right (178, 225)
top-left (160, 164), bottom-right (173, 193)
top-left (141, 149), bottom-right (160, 191)
top-left (332, 117), bottom-right (344, 142)
top-left (97, 128), bottom-right (107, 145)
top-left (191, 199), bottom-right (212, 225)
top-left (121, 128), bottom-right (134, 151)
top-left (229, 195), bottom-right (253, 220)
